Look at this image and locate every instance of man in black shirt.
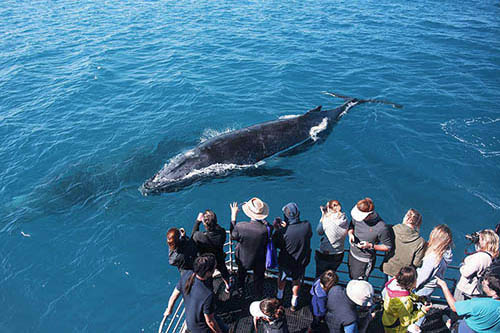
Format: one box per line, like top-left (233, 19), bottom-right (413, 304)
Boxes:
top-left (273, 202), bottom-right (312, 311)
top-left (165, 254), bottom-right (227, 333)
top-left (230, 197), bottom-right (270, 298)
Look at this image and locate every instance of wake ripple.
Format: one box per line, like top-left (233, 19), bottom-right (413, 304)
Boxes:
top-left (441, 117), bottom-right (500, 158)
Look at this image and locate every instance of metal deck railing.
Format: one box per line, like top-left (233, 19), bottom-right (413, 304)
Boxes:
top-left (159, 231), bottom-right (459, 333)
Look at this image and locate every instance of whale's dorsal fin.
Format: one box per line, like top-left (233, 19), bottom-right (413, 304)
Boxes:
top-left (306, 105), bottom-right (322, 114)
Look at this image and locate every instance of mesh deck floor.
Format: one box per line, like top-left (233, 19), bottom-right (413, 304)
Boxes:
top-left (211, 274), bottom-right (451, 333)
top-left (212, 274), bottom-right (314, 332)
top-left (211, 274), bottom-right (388, 333)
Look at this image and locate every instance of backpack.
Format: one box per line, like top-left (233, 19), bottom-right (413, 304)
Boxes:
top-left (265, 225), bottom-right (278, 269)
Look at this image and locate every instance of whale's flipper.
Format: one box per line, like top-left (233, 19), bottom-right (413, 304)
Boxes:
top-left (322, 91), bottom-right (403, 109)
top-left (242, 166), bottom-right (294, 178)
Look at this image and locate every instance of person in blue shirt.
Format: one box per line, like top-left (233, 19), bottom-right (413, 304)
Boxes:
top-left (308, 270), bottom-right (338, 332)
top-left (436, 271), bottom-right (500, 333)
top-left (165, 254), bottom-right (227, 333)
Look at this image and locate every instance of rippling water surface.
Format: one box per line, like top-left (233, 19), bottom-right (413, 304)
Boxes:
top-left (1, 0), bottom-right (499, 331)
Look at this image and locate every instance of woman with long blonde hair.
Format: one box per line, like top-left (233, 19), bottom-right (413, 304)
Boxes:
top-left (415, 224), bottom-right (454, 297)
top-left (455, 229), bottom-right (499, 300)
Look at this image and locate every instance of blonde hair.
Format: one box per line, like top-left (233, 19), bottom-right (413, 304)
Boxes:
top-left (480, 229), bottom-right (499, 258)
top-left (425, 224), bottom-right (453, 261)
top-left (403, 208), bottom-right (422, 228)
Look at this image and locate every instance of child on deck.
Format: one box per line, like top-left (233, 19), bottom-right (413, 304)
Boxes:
top-left (308, 270), bottom-right (338, 332)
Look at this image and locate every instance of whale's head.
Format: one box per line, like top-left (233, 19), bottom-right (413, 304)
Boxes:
top-left (139, 148), bottom-right (212, 195)
top-left (140, 176), bottom-right (193, 195)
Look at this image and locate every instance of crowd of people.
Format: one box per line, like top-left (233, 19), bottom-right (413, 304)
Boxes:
top-left (164, 196), bottom-right (500, 333)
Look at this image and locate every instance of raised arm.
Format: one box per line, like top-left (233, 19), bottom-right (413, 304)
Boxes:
top-left (230, 202), bottom-right (239, 238)
top-left (192, 212), bottom-right (204, 235)
top-left (436, 277), bottom-right (456, 312)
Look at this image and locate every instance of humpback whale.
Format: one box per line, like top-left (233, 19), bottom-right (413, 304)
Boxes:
top-left (140, 93), bottom-right (402, 195)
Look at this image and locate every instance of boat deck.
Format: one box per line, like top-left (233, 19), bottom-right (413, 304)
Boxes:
top-left (210, 272), bottom-right (385, 333)
top-left (161, 233), bottom-right (457, 333)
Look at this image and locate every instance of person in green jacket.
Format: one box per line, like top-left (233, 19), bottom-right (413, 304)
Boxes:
top-left (382, 266), bottom-right (431, 333)
top-left (381, 209), bottom-right (425, 278)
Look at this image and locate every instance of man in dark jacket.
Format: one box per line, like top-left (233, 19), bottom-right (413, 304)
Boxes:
top-left (326, 280), bottom-right (374, 333)
top-left (230, 197), bottom-right (270, 298)
top-left (273, 202), bottom-right (312, 311)
top-left (192, 210), bottom-right (231, 293)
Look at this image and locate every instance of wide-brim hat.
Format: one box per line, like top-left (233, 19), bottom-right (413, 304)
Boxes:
top-left (351, 205), bottom-right (373, 222)
top-left (249, 301), bottom-right (269, 319)
top-left (242, 197), bottom-right (269, 220)
top-left (346, 280), bottom-right (374, 307)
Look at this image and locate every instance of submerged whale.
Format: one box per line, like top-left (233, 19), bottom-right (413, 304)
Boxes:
top-left (140, 93), bottom-right (401, 195)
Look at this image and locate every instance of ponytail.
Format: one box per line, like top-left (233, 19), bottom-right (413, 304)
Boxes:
top-left (184, 253), bottom-right (216, 295)
top-left (184, 273), bottom-right (196, 295)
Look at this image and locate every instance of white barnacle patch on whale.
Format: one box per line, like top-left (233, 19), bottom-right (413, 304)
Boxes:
top-left (184, 149), bottom-right (195, 157)
top-left (279, 114), bottom-right (301, 120)
top-left (182, 163), bottom-right (254, 180)
top-left (152, 149), bottom-right (197, 183)
top-left (338, 100), bottom-right (358, 118)
top-left (200, 128), bottom-right (235, 143)
top-left (309, 118), bottom-right (328, 141)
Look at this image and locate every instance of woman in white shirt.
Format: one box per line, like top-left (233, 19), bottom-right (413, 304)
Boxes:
top-left (315, 200), bottom-right (348, 277)
top-left (454, 229), bottom-right (499, 300)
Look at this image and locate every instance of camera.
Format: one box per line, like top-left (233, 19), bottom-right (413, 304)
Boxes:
top-left (273, 217), bottom-right (283, 228)
top-left (465, 232), bottom-right (480, 244)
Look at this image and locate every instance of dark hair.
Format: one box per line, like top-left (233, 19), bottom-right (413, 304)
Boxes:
top-left (203, 210), bottom-right (217, 232)
top-left (185, 253), bottom-right (216, 295)
top-left (167, 228), bottom-right (180, 250)
top-left (327, 200), bottom-right (342, 213)
top-left (260, 298), bottom-right (285, 320)
top-left (320, 270), bottom-right (338, 291)
top-left (485, 272), bottom-right (500, 296)
top-left (395, 266), bottom-right (417, 291)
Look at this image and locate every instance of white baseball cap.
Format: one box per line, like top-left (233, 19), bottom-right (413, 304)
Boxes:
top-left (346, 280), bottom-right (374, 307)
top-left (249, 301), bottom-right (270, 319)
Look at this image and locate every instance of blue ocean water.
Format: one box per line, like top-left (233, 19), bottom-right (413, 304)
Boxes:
top-left (1, 0), bottom-right (499, 331)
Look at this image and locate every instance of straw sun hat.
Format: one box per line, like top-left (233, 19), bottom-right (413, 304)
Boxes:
top-left (242, 197), bottom-right (269, 220)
